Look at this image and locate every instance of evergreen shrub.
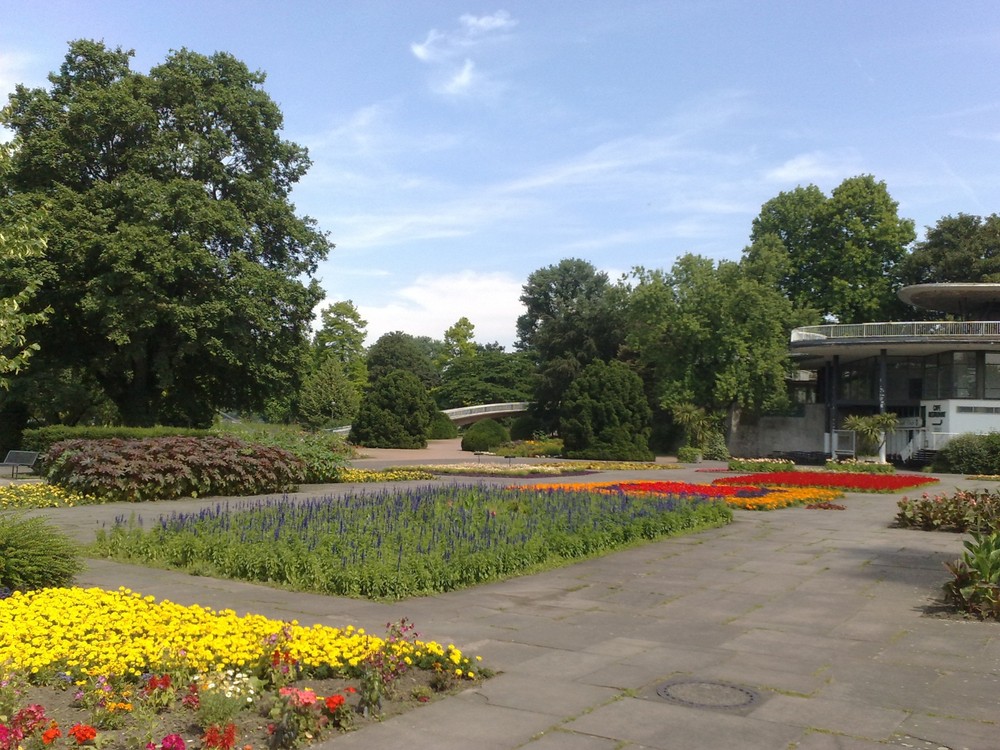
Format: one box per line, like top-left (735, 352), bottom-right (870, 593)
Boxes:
top-left (510, 413), bottom-right (544, 441)
top-left (676, 446), bottom-right (701, 463)
top-left (0, 514), bottom-right (82, 592)
top-left (461, 419), bottom-right (510, 452)
top-left (350, 370), bottom-right (434, 449)
top-left (560, 360), bottom-right (653, 461)
top-left (933, 433), bottom-right (1000, 475)
top-left (427, 411), bottom-right (459, 439)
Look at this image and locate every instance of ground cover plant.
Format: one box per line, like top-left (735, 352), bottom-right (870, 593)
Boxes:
top-left (90, 485), bottom-right (732, 599)
top-left (44, 436), bottom-right (305, 503)
top-left (331, 468), bottom-right (436, 483)
top-left (0, 587), bottom-right (484, 750)
top-left (0, 483), bottom-right (99, 508)
top-left (214, 423), bottom-right (355, 483)
top-left (714, 471), bottom-right (938, 493)
top-left (527, 480), bottom-right (842, 511)
top-left (493, 438), bottom-right (563, 458)
top-left (896, 489), bottom-right (1000, 533)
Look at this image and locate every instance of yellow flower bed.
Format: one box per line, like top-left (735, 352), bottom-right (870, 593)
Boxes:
top-left (333, 467), bottom-right (436, 482)
top-left (0, 587), bottom-right (477, 681)
top-left (724, 487), bottom-right (843, 510)
top-left (0, 483), bottom-right (100, 508)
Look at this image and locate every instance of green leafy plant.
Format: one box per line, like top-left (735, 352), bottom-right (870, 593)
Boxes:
top-left (944, 530), bottom-right (1000, 618)
top-left (676, 446), bottom-right (701, 463)
top-left (0, 512), bottom-right (81, 591)
top-left (933, 432), bottom-right (1000, 475)
top-left (824, 458), bottom-right (895, 474)
top-left (896, 489), bottom-right (1000, 532)
top-left (842, 413), bottom-right (898, 457)
top-left (728, 457), bottom-right (795, 472)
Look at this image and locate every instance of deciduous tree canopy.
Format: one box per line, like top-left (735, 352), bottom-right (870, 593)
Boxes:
top-left (0, 40), bottom-right (330, 426)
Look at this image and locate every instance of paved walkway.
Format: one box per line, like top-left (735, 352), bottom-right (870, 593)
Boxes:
top-left (21, 443), bottom-right (1000, 749)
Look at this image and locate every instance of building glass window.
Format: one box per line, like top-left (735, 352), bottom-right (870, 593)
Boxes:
top-left (986, 353), bottom-right (1000, 399)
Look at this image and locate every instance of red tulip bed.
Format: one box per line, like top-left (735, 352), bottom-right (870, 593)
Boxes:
top-left (713, 471), bottom-right (939, 493)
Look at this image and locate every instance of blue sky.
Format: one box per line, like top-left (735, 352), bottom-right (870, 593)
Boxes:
top-left (2, 1), bottom-right (998, 349)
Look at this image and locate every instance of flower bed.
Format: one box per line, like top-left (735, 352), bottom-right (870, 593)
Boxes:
top-left (727, 458), bottom-right (796, 472)
top-left (0, 484), bottom-right (99, 508)
top-left (896, 489), bottom-right (1000, 532)
top-left (0, 587), bottom-right (483, 750)
top-left (527, 480), bottom-right (843, 511)
top-left (332, 468), bottom-right (436, 483)
top-left (713, 471), bottom-right (938, 493)
top-left (92, 486), bottom-right (731, 599)
top-left (823, 459), bottom-right (895, 474)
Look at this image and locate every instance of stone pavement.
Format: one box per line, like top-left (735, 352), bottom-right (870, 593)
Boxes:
top-left (22, 442), bottom-right (1000, 749)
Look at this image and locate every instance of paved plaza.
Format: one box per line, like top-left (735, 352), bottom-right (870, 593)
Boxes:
top-left (19, 441), bottom-right (1000, 749)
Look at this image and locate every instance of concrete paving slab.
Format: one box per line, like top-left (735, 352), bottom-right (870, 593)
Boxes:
top-left (472, 673), bottom-right (619, 716)
top-left (749, 693), bottom-right (908, 740)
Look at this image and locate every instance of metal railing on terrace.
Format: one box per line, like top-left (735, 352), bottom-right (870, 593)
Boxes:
top-left (791, 321), bottom-right (1000, 342)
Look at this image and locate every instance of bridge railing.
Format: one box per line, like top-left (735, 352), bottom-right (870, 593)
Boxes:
top-left (328, 402), bottom-right (532, 435)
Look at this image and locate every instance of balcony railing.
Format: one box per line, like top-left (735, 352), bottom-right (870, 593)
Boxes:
top-left (791, 321), bottom-right (1000, 342)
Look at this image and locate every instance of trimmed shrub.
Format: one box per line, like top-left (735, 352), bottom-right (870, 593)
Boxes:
top-left (44, 435), bottom-right (305, 502)
top-left (461, 419), bottom-right (510, 452)
top-left (701, 430), bottom-right (730, 461)
top-left (427, 411), bottom-right (459, 439)
top-left (0, 513), bottom-right (82, 592)
top-left (560, 360), bottom-right (653, 461)
top-left (676, 445), bottom-right (701, 463)
top-left (21, 425), bottom-right (212, 456)
top-left (933, 433), bottom-right (1000, 475)
top-left (350, 370), bottom-right (435, 449)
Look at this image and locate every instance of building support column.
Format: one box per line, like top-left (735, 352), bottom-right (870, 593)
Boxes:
top-left (828, 356), bottom-right (839, 459)
top-left (878, 349), bottom-right (888, 462)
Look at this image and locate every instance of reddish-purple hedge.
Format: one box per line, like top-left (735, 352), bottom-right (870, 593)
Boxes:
top-left (44, 436), bottom-right (305, 502)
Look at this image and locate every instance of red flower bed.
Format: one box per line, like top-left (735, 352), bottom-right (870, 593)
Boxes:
top-left (713, 471), bottom-right (938, 492)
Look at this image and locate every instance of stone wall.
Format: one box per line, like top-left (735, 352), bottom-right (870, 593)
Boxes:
top-left (728, 403), bottom-right (826, 458)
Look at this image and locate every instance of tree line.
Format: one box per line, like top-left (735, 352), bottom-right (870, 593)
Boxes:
top-left (2, 41), bottom-right (998, 457)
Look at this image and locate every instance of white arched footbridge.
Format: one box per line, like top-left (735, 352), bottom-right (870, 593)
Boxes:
top-left (330, 402), bottom-right (530, 435)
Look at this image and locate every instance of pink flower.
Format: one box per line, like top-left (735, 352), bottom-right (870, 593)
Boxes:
top-left (161, 733), bottom-right (186, 750)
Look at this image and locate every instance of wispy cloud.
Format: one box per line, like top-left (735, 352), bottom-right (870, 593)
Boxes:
top-left (411, 10), bottom-right (517, 97)
top-left (764, 150), bottom-right (862, 185)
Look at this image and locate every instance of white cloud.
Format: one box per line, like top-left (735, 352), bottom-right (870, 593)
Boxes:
top-left (411, 10), bottom-right (516, 97)
top-left (764, 150), bottom-right (862, 185)
top-left (442, 59), bottom-right (476, 95)
top-left (342, 270), bottom-right (524, 349)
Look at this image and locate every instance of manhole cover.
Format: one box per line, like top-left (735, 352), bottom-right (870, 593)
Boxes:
top-left (656, 679), bottom-right (760, 710)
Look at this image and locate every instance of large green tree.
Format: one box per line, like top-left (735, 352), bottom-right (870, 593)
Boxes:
top-left (0, 40), bottom-right (330, 426)
top-left (516, 258), bottom-right (625, 427)
top-left (434, 344), bottom-right (534, 409)
top-left (365, 331), bottom-right (439, 389)
top-left (624, 255), bottom-right (804, 419)
top-left (296, 356), bottom-right (360, 430)
top-left (313, 300), bottom-right (368, 389)
top-left (349, 370), bottom-right (435, 449)
top-left (747, 175), bottom-right (915, 323)
top-left (900, 213), bottom-right (1000, 286)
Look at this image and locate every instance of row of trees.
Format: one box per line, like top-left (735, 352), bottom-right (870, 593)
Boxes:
top-left (4, 41), bottom-right (1000, 458)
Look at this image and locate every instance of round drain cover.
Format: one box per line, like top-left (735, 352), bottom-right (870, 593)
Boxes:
top-left (656, 679), bottom-right (759, 709)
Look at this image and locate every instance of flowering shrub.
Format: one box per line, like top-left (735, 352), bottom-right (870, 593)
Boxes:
top-left (714, 471), bottom-right (938, 493)
top-left (727, 458), bottom-right (795, 472)
top-left (896, 489), bottom-right (1000, 532)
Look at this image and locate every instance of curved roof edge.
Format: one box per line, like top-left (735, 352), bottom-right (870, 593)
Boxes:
top-left (899, 283), bottom-right (1000, 318)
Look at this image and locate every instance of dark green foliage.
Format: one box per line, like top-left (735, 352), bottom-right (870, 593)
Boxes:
top-left (297, 357), bottom-right (360, 430)
top-left (516, 259), bottom-right (626, 428)
top-left (0, 400), bottom-right (29, 454)
top-left (1, 40), bottom-right (329, 426)
top-left (676, 446), bottom-right (701, 463)
top-left (44, 435), bottom-right (305, 502)
top-left (510, 413), bottom-right (544, 441)
top-left (366, 332), bottom-right (440, 390)
top-left (901, 213), bottom-right (1000, 287)
top-left (91, 486), bottom-right (732, 599)
top-left (460, 419), bottom-right (510, 452)
top-left (350, 370), bottom-right (434, 449)
top-left (434, 346), bottom-right (534, 409)
top-left (427, 411), bottom-right (459, 439)
top-left (22, 425), bottom-right (212, 456)
top-left (932, 433), bottom-right (1000, 475)
top-left (560, 360), bottom-right (653, 461)
top-left (701, 430), bottom-right (730, 461)
top-left (0, 514), bottom-right (82, 591)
